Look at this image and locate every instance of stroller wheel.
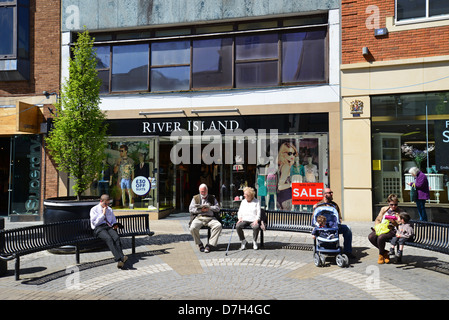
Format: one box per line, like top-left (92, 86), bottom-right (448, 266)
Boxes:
top-left (336, 254), bottom-right (349, 268)
top-left (314, 252), bottom-right (322, 267)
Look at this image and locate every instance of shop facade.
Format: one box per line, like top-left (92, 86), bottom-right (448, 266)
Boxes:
top-left (0, 0), bottom-right (60, 220)
top-left (59, 0), bottom-right (342, 219)
top-left (341, 1), bottom-right (449, 222)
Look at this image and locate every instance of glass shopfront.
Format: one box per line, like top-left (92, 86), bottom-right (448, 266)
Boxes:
top-left (371, 91), bottom-right (449, 207)
top-left (90, 113), bottom-right (330, 213)
top-left (0, 135), bottom-right (42, 216)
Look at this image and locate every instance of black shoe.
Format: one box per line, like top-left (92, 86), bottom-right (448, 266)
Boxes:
top-left (204, 245), bottom-right (211, 253)
top-left (389, 248), bottom-right (395, 256)
top-left (345, 253), bottom-right (356, 259)
top-left (198, 244), bottom-right (205, 252)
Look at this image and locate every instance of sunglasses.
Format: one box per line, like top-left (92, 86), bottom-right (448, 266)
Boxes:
top-left (284, 152), bottom-right (297, 156)
top-left (389, 203), bottom-right (398, 207)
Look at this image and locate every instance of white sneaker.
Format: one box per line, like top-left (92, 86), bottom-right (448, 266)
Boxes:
top-left (253, 241), bottom-right (258, 250)
top-left (240, 239), bottom-right (247, 250)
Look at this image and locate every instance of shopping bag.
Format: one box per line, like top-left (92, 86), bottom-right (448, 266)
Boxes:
top-left (374, 220), bottom-right (390, 236)
top-left (410, 184), bottom-right (417, 202)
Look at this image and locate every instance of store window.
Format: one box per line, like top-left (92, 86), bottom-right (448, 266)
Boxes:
top-left (371, 92), bottom-right (449, 205)
top-left (396, 0), bottom-right (449, 22)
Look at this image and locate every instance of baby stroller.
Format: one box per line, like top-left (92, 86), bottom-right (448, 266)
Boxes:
top-left (312, 206), bottom-right (349, 268)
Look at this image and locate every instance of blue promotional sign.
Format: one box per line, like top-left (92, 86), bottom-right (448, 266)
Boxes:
top-left (131, 176), bottom-right (151, 196)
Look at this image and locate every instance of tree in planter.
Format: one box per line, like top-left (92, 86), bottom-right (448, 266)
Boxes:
top-left (46, 29), bottom-right (108, 201)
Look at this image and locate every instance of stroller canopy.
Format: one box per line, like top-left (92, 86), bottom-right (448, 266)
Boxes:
top-left (312, 205), bottom-right (340, 228)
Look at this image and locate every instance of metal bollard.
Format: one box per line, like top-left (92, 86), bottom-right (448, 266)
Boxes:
top-left (0, 217), bottom-right (6, 276)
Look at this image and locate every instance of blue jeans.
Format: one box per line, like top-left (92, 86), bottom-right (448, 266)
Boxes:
top-left (416, 200), bottom-right (428, 221)
top-left (338, 224), bottom-right (353, 254)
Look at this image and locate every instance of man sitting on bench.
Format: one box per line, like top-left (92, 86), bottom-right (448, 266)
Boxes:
top-left (90, 194), bottom-right (128, 268)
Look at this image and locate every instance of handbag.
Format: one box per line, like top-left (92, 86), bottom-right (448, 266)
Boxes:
top-left (410, 183), bottom-right (417, 202)
top-left (374, 220), bottom-right (390, 236)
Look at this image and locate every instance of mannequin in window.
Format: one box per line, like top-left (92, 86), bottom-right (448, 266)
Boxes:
top-left (134, 151), bottom-right (150, 207)
top-left (256, 165), bottom-right (268, 208)
top-left (304, 156), bottom-right (318, 182)
top-left (266, 159), bottom-right (277, 210)
top-left (277, 141), bottom-right (297, 210)
top-left (290, 156), bottom-right (304, 211)
top-left (115, 144), bottom-right (134, 208)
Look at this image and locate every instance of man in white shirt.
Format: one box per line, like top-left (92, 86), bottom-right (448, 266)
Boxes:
top-left (189, 184), bottom-right (222, 253)
top-left (90, 194), bottom-right (128, 268)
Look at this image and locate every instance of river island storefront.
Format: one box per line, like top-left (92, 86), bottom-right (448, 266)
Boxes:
top-left (98, 112), bottom-right (332, 217)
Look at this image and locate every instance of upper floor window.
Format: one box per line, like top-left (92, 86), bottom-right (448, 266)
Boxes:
top-left (396, 0), bottom-right (449, 22)
top-left (90, 15), bottom-right (328, 94)
top-left (0, 1), bottom-right (16, 58)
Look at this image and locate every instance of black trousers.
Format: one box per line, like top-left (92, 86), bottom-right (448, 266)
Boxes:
top-left (94, 224), bottom-right (125, 262)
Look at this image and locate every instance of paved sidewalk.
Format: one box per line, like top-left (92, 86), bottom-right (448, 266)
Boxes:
top-left (1, 213), bottom-right (448, 302)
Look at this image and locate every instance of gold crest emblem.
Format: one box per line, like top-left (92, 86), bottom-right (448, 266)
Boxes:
top-left (350, 99), bottom-right (364, 114)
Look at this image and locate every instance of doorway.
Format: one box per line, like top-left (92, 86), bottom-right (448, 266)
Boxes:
top-left (0, 138), bottom-right (11, 216)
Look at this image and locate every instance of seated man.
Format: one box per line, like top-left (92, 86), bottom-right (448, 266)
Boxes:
top-left (189, 184), bottom-right (222, 253)
top-left (90, 194), bottom-right (128, 268)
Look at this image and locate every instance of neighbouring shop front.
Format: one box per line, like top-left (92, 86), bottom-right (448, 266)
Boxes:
top-left (83, 113), bottom-right (331, 214)
top-left (0, 135), bottom-right (42, 219)
top-left (371, 91), bottom-right (449, 222)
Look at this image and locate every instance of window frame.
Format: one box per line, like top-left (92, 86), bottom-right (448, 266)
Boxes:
top-left (395, 0), bottom-right (449, 24)
top-left (89, 15), bottom-right (329, 94)
top-left (0, 0), bottom-right (17, 60)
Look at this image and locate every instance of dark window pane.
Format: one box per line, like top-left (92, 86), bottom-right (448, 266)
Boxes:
top-left (282, 30), bottom-right (326, 83)
top-left (192, 38), bottom-right (232, 88)
top-left (98, 70), bottom-right (109, 93)
top-left (111, 44), bottom-right (148, 91)
top-left (151, 41), bottom-right (190, 66)
top-left (236, 33), bottom-right (278, 60)
top-left (17, 3), bottom-right (29, 59)
top-left (151, 66), bottom-right (190, 91)
top-left (95, 46), bottom-right (110, 69)
top-left (397, 0), bottom-right (426, 20)
top-left (235, 61), bottom-right (278, 88)
top-left (430, 0), bottom-right (449, 16)
top-left (0, 7), bottom-right (14, 57)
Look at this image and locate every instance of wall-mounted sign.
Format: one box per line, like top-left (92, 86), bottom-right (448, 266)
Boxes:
top-left (350, 99), bottom-right (364, 117)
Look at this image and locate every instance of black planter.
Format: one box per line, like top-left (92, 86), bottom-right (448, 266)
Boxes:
top-left (43, 197), bottom-right (105, 253)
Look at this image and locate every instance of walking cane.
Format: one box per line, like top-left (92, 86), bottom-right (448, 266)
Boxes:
top-left (225, 223), bottom-right (236, 256)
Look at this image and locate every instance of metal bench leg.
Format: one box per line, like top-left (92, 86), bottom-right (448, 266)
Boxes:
top-left (132, 236), bottom-right (136, 254)
top-left (15, 257), bottom-right (20, 281)
top-left (76, 244), bottom-right (80, 264)
top-left (260, 230), bottom-right (264, 248)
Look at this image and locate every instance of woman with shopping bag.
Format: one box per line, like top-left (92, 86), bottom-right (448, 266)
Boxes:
top-left (368, 194), bottom-right (406, 264)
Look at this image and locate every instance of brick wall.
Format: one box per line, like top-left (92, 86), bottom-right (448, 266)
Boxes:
top-left (0, 1), bottom-right (61, 214)
top-left (342, 0), bottom-right (449, 64)
top-left (0, 0), bottom-right (60, 96)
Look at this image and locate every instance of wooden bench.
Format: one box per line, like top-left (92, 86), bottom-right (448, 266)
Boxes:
top-left (0, 214), bottom-right (154, 280)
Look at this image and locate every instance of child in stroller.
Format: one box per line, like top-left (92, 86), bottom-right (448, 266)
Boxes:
top-left (312, 206), bottom-right (349, 267)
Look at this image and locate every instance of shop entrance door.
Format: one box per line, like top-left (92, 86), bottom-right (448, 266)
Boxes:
top-left (0, 138), bottom-right (11, 216)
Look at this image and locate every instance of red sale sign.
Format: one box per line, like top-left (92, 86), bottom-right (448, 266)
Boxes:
top-left (292, 183), bottom-right (324, 205)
